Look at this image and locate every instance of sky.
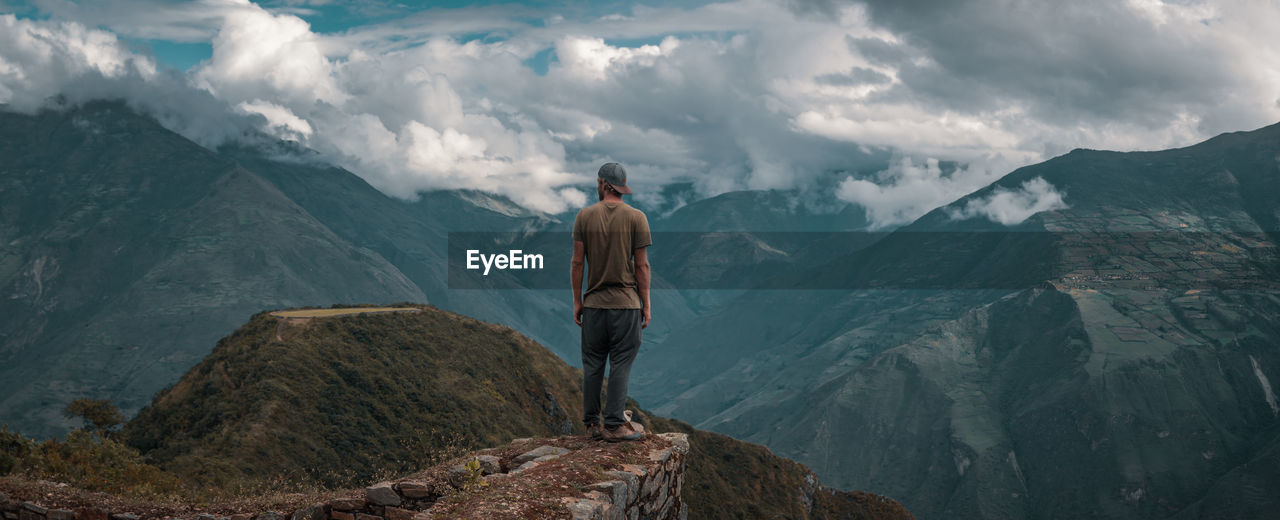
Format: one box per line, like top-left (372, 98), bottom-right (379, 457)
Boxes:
top-left (2, 0), bottom-right (1278, 226)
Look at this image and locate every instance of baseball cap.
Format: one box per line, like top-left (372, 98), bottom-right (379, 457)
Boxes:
top-left (597, 162), bottom-right (632, 194)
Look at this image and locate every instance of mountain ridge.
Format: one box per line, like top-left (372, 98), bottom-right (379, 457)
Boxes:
top-left (118, 304), bottom-right (913, 519)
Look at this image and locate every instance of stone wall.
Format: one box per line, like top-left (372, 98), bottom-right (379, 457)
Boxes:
top-left (562, 433), bottom-right (688, 520)
top-left (0, 433), bottom-right (689, 520)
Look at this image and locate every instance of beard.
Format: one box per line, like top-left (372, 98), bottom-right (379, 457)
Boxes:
top-left (597, 183), bottom-right (605, 201)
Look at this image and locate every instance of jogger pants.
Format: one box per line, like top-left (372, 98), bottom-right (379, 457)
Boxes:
top-left (580, 307), bottom-right (643, 428)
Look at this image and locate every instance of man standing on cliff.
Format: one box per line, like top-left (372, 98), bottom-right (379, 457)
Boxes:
top-left (572, 162), bottom-right (652, 443)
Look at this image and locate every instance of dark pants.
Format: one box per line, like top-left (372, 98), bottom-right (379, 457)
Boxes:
top-left (581, 307), bottom-right (643, 428)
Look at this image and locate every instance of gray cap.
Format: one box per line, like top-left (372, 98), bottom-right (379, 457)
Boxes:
top-left (597, 162), bottom-right (632, 194)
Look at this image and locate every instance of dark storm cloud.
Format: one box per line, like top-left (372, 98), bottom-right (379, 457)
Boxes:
top-left (808, 0), bottom-right (1251, 133)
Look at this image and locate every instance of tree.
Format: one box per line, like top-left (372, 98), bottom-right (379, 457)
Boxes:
top-left (64, 398), bottom-right (123, 434)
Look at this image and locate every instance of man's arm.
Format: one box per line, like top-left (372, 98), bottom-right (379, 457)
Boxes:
top-left (572, 240), bottom-right (586, 326)
top-left (633, 246), bottom-right (651, 328)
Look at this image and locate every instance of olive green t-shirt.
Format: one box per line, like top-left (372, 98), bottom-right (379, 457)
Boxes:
top-left (572, 201), bottom-right (652, 309)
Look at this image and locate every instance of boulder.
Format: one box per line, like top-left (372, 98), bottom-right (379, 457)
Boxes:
top-left (364, 483), bottom-right (400, 507)
top-left (327, 499), bottom-right (364, 512)
top-left (289, 505), bottom-right (324, 520)
top-left (513, 446), bottom-right (569, 465)
top-left (474, 455), bottom-right (501, 475)
top-left (394, 482), bottom-right (431, 499)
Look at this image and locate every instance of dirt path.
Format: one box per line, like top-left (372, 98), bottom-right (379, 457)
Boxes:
top-left (270, 307), bottom-right (422, 340)
top-left (269, 307), bottom-right (422, 319)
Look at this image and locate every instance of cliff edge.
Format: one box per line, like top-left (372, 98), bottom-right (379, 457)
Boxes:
top-left (0, 432), bottom-right (688, 520)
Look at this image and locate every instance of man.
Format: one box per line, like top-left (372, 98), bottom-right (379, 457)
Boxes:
top-left (571, 162), bottom-right (652, 443)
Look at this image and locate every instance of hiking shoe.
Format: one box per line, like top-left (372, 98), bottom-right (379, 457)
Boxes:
top-left (587, 423), bottom-right (604, 441)
top-left (603, 421), bottom-right (645, 442)
top-left (623, 410), bottom-right (646, 434)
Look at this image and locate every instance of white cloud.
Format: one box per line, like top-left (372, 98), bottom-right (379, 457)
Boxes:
top-left (553, 36), bottom-right (676, 81)
top-left (836, 156), bottom-right (1022, 228)
top-left (236, 99), bottom-right (311, 138)
top-left (947, 177), bottom-right (1069, 226)
top-left (193, 1), bottom-right (345, 105)
top-left (0, 14), bottom-right (155, 110)
top-left (558, 187), bottom-right (588, 208)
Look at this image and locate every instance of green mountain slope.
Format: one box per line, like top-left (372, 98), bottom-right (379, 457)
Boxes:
top-left (123, 306), bottom-right (581, 488)
top-left (122, 305), bottom-right (912, 519)
top-left (636, 123), bottom-right (1280, 519)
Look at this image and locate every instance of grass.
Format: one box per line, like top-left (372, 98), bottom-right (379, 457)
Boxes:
top-left (0, 426), bottom-right (347, 513)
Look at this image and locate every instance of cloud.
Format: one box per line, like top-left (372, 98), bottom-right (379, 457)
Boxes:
top-left (0, 13), bottom-right (156, 110)
top-left (947, 177), bottom-right (1069, 226)
top-left (4, 0), bottom-right (1280, 219)
top-left (795, 0), bottom-right (1280, 145)
top-left (3, 0), bottom-right (899, 214)
top-left (28, 0), bottom-right (250, 42)
top-left (815, 66), bottom-right (890, 86)
top-left (836, 156), bottom-right (1022, 228)
top-left (0, 10), bottom-right (289, 148)
top-left (193, 0), bottom-right (345, 105)
top-left (237, 99), bottom-right (311, 138)
top-left (554, 36), bottom-right (676, 81)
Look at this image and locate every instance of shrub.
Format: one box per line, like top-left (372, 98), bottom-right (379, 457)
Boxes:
top-left (4, 427), bottom-right (183, 499)
top-left (0, 425), bottom-right (35, 474)
top-left (64, 399), bottom-right (124, 434)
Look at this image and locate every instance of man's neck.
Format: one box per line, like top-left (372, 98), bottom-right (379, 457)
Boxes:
top-left (601, 194), bottom-right (624, 203)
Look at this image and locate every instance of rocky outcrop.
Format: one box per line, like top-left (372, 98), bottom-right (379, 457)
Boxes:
top-left (0, 434), bottom-right (690, 520)
top-left (561, 433), bottom-right (689, 520)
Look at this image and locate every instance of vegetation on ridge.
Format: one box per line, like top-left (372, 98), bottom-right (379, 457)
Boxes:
top-left (0, 424), bottom-right (182, 500)
top-left (124, 304), bottom-right (583, 489)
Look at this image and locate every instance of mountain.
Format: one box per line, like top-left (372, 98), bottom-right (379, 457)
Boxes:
top-left (121, 305), bottom-right (913, 519)
top-left (214, 145), bottom-right (586, 360)
top-left (639, 188), bottom-right (882, 316)
top-left (0, 101), bottom-right (852, 439)
top-left (9, 98), bottom-right (1280, 519)
top-left (635, 123), bottom-right (1280, 518)
top-left (653, 189), bottom-right (866, 233)
top-left (0, 102), bottom-right (689, 440)
top-left (0, 103), bottom-right (425, 439)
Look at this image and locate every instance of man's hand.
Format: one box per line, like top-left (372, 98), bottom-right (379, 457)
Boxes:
top-left (633, 246), bottom-right (650, 329)
top-left (572, 240), bottom-right (585, 326)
